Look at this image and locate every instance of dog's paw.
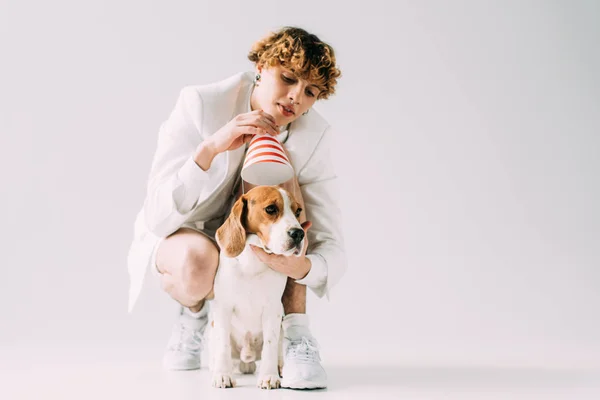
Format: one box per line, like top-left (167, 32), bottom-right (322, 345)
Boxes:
top-left (239, 361), bottom-right (256, 374)
top-left (212, 373), bottom-right (236, 388)
top-left (257, 374), bottom-right (281, 390)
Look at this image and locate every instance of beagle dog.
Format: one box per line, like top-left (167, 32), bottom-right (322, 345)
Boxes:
top-left (207, 185), bottom-right (305, 389)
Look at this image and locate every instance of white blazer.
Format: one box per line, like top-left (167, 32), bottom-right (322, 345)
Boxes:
top-left (126, 71), bottom-right (347, 312)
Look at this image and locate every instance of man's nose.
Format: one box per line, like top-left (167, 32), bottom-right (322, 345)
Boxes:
top-left (289, 85), bottom-right (303, 103)
top-left (288, 228), bottom-right (304, 244)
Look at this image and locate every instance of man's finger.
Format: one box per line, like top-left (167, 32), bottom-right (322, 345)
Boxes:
top-left (251, 245), bottom-right (280, 261)
top-left (250, 245), bottom-right (265, 258)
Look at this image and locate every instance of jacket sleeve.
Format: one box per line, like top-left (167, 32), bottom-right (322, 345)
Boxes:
top-left (294, 125), bottom-right (348, 299)
top-left (143, 87), bottom-right (228, 238)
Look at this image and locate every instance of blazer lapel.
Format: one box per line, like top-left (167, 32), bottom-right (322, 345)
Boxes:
top-left (283, 110), bottom-right (329, 174)
top-left (227, 146), bottom-right (246, 179)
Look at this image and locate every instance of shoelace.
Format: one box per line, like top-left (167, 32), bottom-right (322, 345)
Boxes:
top-left (286, 337), bottom-right (321, 363)
top-left (168, 324), bottom-right (205, 354)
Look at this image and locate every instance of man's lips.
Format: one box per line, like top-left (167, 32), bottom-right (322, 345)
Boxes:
top-left (278, 103), bottom-right (295, 115)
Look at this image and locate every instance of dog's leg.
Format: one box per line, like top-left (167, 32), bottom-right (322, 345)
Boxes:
top-left (257, 305), bottom-right (283, 389)
top-left (211, 304), bottom-right (235, 388)
top-left (277, 325), bottom-right (284, 377)
top-left (206, 319), bottom-right (215, 372)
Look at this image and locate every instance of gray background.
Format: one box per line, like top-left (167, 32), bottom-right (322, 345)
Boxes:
top-left (1, 0), bottom-right (599, 369)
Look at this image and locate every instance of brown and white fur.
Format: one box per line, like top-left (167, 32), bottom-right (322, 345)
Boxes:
top-left (207, 185), bottom-right (305, 389)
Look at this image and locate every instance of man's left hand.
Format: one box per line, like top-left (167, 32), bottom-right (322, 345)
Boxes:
top-left (250, 221), bottom-right (313, 280)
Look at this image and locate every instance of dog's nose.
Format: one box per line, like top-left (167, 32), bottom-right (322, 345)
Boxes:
top-left (288, 228), bottom-right (304, 244)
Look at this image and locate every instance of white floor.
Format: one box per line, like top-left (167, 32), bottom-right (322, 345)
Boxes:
top-left (3, 355), bottom-right (600, 400)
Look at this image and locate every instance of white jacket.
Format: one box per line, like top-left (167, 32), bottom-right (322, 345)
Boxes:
top-left (126, 71), bottom-right (347, 312)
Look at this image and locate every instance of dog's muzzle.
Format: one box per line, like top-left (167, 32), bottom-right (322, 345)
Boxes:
top-left (288, 228), bottom-right (304, 245)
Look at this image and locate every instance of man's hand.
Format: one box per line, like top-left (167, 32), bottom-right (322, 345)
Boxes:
top-left (250, 221), bottom-right (313, 280)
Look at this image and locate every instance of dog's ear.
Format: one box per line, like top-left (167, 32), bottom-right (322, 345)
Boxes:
top-left (216, 195), bottom-right (247, 258)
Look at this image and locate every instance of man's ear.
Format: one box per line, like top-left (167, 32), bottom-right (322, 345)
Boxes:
top-left (216, 195), bottom-right (247, 258)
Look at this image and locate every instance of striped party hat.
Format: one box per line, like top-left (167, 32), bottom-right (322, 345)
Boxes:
top-left (241, 134), bottom-right (294, 185)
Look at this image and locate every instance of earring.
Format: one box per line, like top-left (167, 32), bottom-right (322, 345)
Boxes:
top-left (302, 109), bottom-right (310, 116)
top-left (254, 73), bottom-right (261, 84)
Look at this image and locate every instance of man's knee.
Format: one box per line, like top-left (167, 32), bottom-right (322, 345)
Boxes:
top-left (179, 244), bottom-right (219, 300)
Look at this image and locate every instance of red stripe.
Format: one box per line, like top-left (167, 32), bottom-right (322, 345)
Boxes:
top-left (251, 135), bottom-right (281, 146)
top-left (249, 143), bottom-right (284, 153)
top-left (244, 156), bottom-right (290, 168)
top-left (245, 151), bottom-right (289, 164)
top-left (246, 159), bottom-right (288, 167)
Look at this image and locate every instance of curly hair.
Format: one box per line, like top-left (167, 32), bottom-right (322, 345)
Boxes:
top-left (248, 26), bottom-right (341, 100)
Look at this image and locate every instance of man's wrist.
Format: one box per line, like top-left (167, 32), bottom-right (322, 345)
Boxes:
top-left (295, 256), bottom-right (312, 280)
top-left (194, 140), bottom-right (216, 171)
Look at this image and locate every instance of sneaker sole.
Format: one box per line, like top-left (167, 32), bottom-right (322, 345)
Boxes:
top-left (280, 378), bottom-right (327, 389)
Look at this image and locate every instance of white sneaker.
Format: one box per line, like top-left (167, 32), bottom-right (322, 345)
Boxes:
top-left (280, 336), bottom-right (327, 389)
top-left (162, 306), bottom-right (208, 370)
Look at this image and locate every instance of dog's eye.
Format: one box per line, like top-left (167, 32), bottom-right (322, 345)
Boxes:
top-left (265, 205), bottom-right (278, 215)
top-left (295, 208), bottom-right (302, 218)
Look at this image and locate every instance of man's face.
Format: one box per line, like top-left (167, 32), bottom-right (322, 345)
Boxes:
top-left (251, 64), bottom-right (321, 126)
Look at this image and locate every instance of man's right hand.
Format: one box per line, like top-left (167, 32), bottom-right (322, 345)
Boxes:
top-left (207, 110), bottom-right (279, 155)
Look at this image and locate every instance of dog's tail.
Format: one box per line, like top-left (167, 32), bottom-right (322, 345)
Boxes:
top-left (240, 331), bottom-right (256, 363)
